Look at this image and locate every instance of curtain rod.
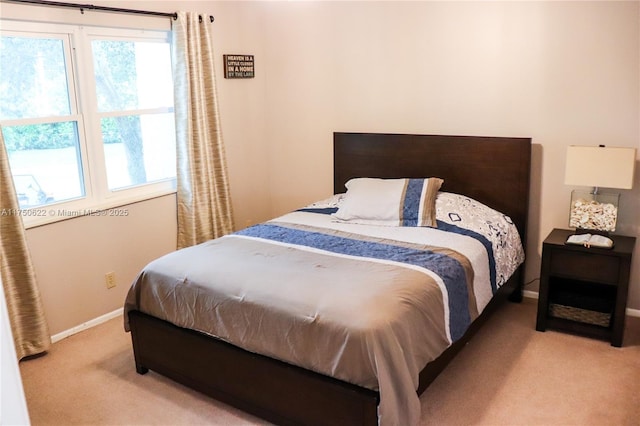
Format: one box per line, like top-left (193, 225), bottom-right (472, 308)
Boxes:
top-left (1, 0), bottom-right (214, 21)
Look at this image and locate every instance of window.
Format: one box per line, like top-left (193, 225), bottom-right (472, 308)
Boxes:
top-left (91, 37), bottom-right (175, 190)
top-left (0, 21), bottom-right (175, 226)
top-left (1, 32), bottom-right (85, 208)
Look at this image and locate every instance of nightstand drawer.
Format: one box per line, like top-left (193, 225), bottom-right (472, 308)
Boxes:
top-left (549, 249), bottom-right (619, 285)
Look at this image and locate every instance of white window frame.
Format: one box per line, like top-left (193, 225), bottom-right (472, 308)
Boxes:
top-left (0, 20), bottom-right (176, 228)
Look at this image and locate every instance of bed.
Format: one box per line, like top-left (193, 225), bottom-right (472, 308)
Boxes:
top-left (125, 132), bottom-right (531, 426)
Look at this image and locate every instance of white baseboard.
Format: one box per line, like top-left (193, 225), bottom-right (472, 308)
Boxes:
top-left (51, 307), bottom-right (123, 343)
top-left (522, 290), bottom-right (640, 318)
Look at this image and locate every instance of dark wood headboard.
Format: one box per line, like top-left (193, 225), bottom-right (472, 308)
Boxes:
top-left (333, 132), bottom-right (531, 245)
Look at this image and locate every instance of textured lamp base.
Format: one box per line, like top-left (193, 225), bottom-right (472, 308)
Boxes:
top-left (568, 190), bottom-right (619, 233)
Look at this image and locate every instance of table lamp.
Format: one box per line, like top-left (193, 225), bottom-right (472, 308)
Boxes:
top-left (564, 145), bottom-right (636, 234)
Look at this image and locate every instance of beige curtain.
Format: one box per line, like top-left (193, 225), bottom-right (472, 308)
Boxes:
top-left (0, 130), bottom-right (50, 360)
top-left (172, 11), bottom-right (234, 249)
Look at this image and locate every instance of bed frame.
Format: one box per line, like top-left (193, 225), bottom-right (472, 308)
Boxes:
top-left (128, 132), bottom-right (531, 426)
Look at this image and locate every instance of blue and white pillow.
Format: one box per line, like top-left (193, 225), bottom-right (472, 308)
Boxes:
top-left (332, 177), bottom-right (444, 227)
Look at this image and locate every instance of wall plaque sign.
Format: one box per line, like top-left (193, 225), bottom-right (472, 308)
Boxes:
top-left (223, 54), bottom-right (255, 79)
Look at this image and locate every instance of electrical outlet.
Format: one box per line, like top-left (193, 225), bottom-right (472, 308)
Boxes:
top-left (105, 272), bottom-right (116, 289)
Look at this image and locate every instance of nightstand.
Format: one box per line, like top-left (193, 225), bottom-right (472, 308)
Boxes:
top-left (536, 228), bottom-right (635, 347)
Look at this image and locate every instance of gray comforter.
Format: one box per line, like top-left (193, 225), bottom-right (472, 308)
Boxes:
top-left (125, 194), bottom-right (524, 425)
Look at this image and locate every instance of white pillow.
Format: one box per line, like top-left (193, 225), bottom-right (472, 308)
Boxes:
top-left (332, 177), bottom-right (444, 227)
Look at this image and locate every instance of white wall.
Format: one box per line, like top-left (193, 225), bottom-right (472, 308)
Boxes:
top-left (259, 1), bottom-right (639, 306)
top-left (0, 278), bottom-right (30, 426)
top-left (2, 1), bottom-right (638, 335)
top-left (25, 195), bottom-right (178, 334)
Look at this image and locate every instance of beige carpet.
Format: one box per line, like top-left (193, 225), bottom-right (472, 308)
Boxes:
top-left (19, 298), bottom-right (640, 425)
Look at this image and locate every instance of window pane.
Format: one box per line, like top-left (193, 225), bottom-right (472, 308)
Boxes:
top-left (0, 36), bottom-right (71, 120)
top-left (102, 113), bottom-right (176, 190)
top-left (92, 40), bottom-right (173, 112)
top-left (2, 122), bottom-right (85, 208)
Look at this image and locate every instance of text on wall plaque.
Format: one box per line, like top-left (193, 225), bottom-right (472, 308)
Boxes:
top-left (224, 55), bottom-right (255, 79)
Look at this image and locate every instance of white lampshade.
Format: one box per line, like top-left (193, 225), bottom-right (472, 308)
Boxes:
top-left (565, 146), bottom-right (636, 189)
